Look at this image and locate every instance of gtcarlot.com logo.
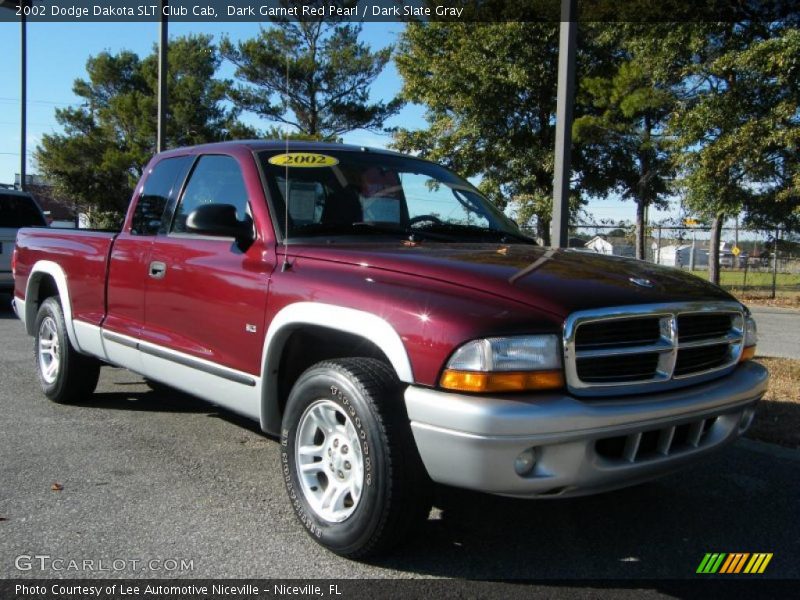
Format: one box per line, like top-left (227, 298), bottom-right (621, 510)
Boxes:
top-left (696, 552), bottom-right (773, 574)
top-left (15, 554), bottom-right (194, 573)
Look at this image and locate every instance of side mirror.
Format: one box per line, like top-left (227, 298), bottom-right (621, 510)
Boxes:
top-left (185, 203), bottom-right (254, 247)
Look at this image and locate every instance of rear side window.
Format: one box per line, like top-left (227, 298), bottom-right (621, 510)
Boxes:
top-left (171, 155), bottom-right (249, 234)
top-left (131, 156), bottom-right (191, 236)
top-left (0, 194), bottom-right (46, 227)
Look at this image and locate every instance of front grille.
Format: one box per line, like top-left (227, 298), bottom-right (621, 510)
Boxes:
top-left (678, 314), bottom-right (732, 342)
top-left (564, 302), bottom-right (744, 395)
top-left (577, 353), bottom-right (660, 382)
top-left (575, 317), bottom-right (661, 350)
top-left (595, 415), bottom-right (719, 464)
top-left (675, 344), bottom-right (731, 376)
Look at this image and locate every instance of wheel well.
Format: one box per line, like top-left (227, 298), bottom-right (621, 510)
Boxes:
top-left (26, 274), bottom-right (59, 333)
top-left (276, 327), bottom-right (393, 419)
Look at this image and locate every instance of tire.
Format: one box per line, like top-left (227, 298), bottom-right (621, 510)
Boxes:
top-left (34, 297), bottom-right (101, 404)
top-left (281, 358), bottom-right (431, 558)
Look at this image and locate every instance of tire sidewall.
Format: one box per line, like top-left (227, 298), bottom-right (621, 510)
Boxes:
top-left (281, 366), bottom-right (390, 554)
top-left (34, 298), bottom-right (68, 399)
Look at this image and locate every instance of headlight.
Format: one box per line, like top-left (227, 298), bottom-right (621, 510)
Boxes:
top-left (440, 335), bottom-right (564, 392)
top-left (740, 315), bottom-right (758, 362)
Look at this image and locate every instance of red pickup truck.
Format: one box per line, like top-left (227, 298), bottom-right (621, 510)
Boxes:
top-left (12, 141), bottom-right (768, 558)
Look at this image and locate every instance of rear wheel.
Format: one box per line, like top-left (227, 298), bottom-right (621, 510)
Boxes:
top-left (281, 358), bottom-right (431, 558)
top-left (34, 297), bottom-right (101, 404)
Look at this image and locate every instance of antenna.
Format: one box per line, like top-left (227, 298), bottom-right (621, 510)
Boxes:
top-left (281, 51), bottom-right (291, 272)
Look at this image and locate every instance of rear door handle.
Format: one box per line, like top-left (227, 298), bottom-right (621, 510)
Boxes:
top-left (149, 261), bottom-right (167, 279)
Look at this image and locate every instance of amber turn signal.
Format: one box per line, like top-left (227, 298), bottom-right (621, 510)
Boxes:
top-left (440, 369), bottom-right (565, 393)
top-left (739, 346), bottom-right (756, 362)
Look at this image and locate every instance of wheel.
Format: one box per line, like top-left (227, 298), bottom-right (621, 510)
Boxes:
top-left (34, 297), bottom-right (101, 404)
top-left (281, 358), bottom-right (431, 558)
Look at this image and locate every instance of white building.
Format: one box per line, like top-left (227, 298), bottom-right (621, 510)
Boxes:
top-left (653, 243), bottom-right (708, 268)
top-left (585, 236), bottom-right (634, 257)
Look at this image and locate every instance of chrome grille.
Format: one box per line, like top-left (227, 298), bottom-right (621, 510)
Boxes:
top-left (564, 302), bottom-right (744, 396)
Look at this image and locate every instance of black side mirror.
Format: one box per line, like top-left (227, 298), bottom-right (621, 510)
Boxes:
top-left (185, 203), bottom-right (254, 247)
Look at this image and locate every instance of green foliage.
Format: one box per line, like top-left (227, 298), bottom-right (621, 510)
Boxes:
top-left (35, 35), bottom-right (254, 226)
top-left (220, 6), bottom-right (400, 140)
top-left (394, 22), bottom-right (587, 243)
top-left (573, 25), bottom-right (678, 259)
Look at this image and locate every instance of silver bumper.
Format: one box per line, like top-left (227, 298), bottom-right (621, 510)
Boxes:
top-left (405, 362), bottom-right (768, 498)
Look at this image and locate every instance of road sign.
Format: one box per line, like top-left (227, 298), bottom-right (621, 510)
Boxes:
top-left (684, 218), bottom-right (698, 226)
top-left (732, 246), bottom-right (741, 256)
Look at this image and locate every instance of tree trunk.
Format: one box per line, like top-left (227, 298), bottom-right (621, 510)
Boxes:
top-left (537, 214), bottom-right (551, 246)
top-left (635, 200), bottom-right (646, 260)
top-left (708, 213), bottom-right (724, 285)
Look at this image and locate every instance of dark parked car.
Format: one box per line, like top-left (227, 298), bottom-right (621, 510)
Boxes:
top-left (1, 188), bottom-right (47, 292)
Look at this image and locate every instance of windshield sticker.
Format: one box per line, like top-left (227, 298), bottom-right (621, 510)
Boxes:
top-left (268, 153), bottom-right (339, 168)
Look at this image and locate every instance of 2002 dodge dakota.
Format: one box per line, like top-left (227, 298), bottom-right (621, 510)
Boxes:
top-left (12, 141), bottom-right (768, 557)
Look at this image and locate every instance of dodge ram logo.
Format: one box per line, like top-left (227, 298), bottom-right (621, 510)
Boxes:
top-left (629, 277), bottom-right (654, 288)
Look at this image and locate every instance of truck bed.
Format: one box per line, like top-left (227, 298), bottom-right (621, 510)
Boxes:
top-left (14, 228), bottom-right (118, 326)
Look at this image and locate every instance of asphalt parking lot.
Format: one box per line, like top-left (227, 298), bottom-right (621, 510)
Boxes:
top-left (0, 295), bottom-right (798, 583)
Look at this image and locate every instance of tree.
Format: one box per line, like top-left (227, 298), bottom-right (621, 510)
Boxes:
top-left (634, 19), bottom-right (799, 283)
top-left (393, 22), bottom-right (612, 244)
top-left (36, 35), bottom-right (254, 226)
top-left (220, 8), bottom-right (400, 140)
top-left (573, 25), bottom-right (677, 260)
top-left (393, 22), bottom-right (556, 242)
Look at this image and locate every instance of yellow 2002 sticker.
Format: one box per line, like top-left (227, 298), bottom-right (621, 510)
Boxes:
top-left (267, 153), bottom-right (339, 168)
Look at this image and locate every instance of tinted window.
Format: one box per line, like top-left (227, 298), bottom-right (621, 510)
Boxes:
top-left (0, 194), bottom-right (46, 228)
top-left (259, 150), bottom-right (525, 243)
top-left (131, 157), bottom-right (191, 236)
top-left (171, 155), bottom-right (249, 234)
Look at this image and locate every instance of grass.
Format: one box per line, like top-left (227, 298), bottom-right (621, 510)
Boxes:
top-left (747, 357), bottom-right (800, 450)
top-left (685, 270), bottom-right (800, 308)
top-left (688, 269), bottom-right (800, 290)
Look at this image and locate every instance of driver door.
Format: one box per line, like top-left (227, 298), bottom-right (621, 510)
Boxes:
top-left (141, 153), bottom-right (272, 377)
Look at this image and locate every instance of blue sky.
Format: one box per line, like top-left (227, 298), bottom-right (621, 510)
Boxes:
top-left (0, 20), bottom-right (670, 224)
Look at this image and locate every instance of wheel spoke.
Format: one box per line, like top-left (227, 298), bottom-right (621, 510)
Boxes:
top-left (315, 405), bottom-right (339, 432)
top-left (319, 481), bottom-right (338, 509)
top-left (349, 479), bottom-right (362, 503)
top-left (299, 461), bottom-right (324, 474)
top-left (297, 444), bottom-right (324, 458)
top-left (45, 360), bottom-right (58, 379)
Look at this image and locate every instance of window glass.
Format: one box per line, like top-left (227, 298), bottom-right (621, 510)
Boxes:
top-left (402, 173), bottom-right (490, 228)
top-left (259, 150), bottom-right (526, 243)
top-left (171, 155), bottom-right (249, 234)
top-left (0, 194), bottom-right (46, 227)
top-left (131, 157), bottom-right (190, 236)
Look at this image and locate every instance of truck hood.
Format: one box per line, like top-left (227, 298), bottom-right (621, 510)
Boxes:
top-left (289, 242), bottom-right (738, 319)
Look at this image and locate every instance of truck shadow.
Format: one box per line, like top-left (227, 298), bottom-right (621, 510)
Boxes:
top-left (75, 369), bottom-right (267, 436)
top-left (367, 440), bottom-right (799, 579)
top-left (0, 293), bottom-right (17, 319)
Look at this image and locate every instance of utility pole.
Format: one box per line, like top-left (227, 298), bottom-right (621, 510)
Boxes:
top-left (157, 0), bottom-right (169, 153)
top-left (550, 0), bottom-right (577, 248)
top-left (20, 1), bottom-right (27, 191)
top-left (771, 228), bottom-right (779, 299)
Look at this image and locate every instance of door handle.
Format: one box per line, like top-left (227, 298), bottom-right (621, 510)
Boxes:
top-left (149, 261), bottom-right (167, 279)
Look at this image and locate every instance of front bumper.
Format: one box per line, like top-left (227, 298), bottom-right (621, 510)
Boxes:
top-left (405, 362), bottom-right (768, 498)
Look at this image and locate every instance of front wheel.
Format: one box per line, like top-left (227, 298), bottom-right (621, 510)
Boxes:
top-left (34, 297), bottom-right (101, 404)
top-left (281, 358), bottom-right (431, 558)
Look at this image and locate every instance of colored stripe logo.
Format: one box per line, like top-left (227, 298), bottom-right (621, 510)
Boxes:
top-left (697, 552), bottom-right (773, 574)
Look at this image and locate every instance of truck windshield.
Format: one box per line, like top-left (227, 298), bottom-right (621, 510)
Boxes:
top-left (0, 194), bottom-right (46, 228)
top-left (258, 150), bottom-right (532, 244)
